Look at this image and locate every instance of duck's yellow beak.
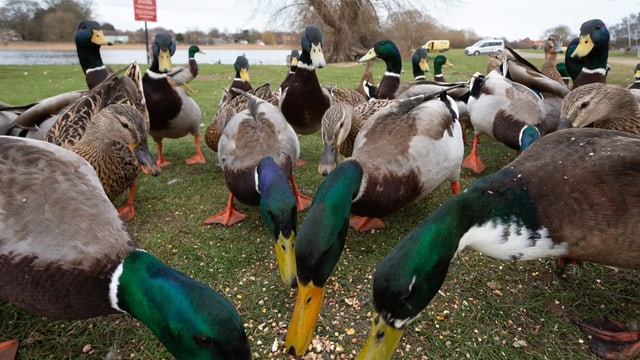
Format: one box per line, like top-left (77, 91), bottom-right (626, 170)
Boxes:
top-left (275, 231), bottom-right (297, 288)
top-left (310, 43), bottom-right (326, 68)
top-left (239, 68), bottom-right (250, 82)
top-left (92, 29), bottom-right (112, 46)
top-left (356, 311), bottom-right (405, 360)
top-left (290, 57), bottom-right (298, 67)
top-left (571, 34), bottom-right (594, 58)
top-left (158, 49), bottom-right (173, 73)
top-left (634, 69), bottom-right (640, 79)
top-left (285, 280), bottom-right (326, 356)
top-left (419, 58), bottom-right (430, 72)
top-left (358, 48), bottom-right (377, 62)
top-left (445, 59), bottom-right (454, 67)
top-left (129, 142), bottom-right (161, 176)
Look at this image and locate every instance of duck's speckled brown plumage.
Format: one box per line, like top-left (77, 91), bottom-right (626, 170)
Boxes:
top-left (0, 137), bottom-right (135, 319)
top-left (540, 34), bottom-right (565, 84)
top-left (205, 83), bottom-right (273, 152)
top-left (45, 64), bottom-right (148, 147)
top-left (349, 93), bottom-right (463, 217)
top-left (560, 82), bottom-right (640, 135)
top-left (70, 104), bottom-right (154, 200)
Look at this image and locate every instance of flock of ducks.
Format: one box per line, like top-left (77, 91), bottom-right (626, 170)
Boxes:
top-left (0, 17), bottom-right (639, 360)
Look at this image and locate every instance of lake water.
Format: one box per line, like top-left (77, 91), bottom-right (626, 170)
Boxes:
top-left (0, 48), bottom-right (293, 66)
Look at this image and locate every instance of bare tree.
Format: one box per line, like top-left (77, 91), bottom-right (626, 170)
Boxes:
top-left (250, 0), bottom-right (455, 62)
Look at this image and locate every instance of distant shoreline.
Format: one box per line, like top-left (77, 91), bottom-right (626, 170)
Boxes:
top-left (0, 41), bottom-right (293, 51)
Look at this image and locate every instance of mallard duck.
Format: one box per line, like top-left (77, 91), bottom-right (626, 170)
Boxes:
top-left (357, 58), bottom-right (378, 100)
top-left (567, 19), bottom-right (610, 89)
top-left (433, 54), bottom-right (454, 82)
top-left (228, 55), bottom-right (253, 101)
top-left (204, 88), bottom-right (311, 287)
top-left (628, 63), bottom-right (640, 90)
top-left (356, 128), bottom-right (640, 360)
top-left (540, 34), bottom-right (565, 84)
top-left (44, 64), bottom-right (160, 222)
top-left (279, 25), bottom-right (331, 135)
top-left (168, 44), bottom-right (204, 93)
top-left (560, 82), bottom-right (640, 135)
top-left (279, 49), bottom-right (299, 93)
top-left (462, 70), bottom-right (554, 174)
top-left (75, 20), bottom-right (112, 89)
top-left (285, 92), bottom-right (464, 356)
top-left (143, 32), bottom-right (205, 167)
top-left (358, 39), bottom-right (403, 99)
top-left (271, 50), bottom-right (300, 107)
top-left (0, 136), bottom-right (251, 360)
top-left (395, 47), bottom-right (430, 94)
top-left (205, 82), bottom-right (273, 153)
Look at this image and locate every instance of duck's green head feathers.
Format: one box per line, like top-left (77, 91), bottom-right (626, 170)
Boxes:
top-left (188, 45), bottom-right (204, 58)
top-left (114, 250), bottom-right (251, 360)
top-left (286, 160), bottom-right (363, 356)
top-left (434, 54), bottom-right (453, 74)
top-left (75, 20), bottom-right (111, 72)
top-left (359, 39), bottom-right (402, 74)
top-left (296, 159), bottom-right (362, 287)
top-left (571, 19), bottom-right (609, 70)
top-left (411, 47), bottom-right (429, 78)
top-left (234, 55), bottom-right (250, 81)
top-left (300, 25), bottom-right (326, 68)
top-left (256, 156), bottom-right (298, 287)
top-left (151, 32), bottom-right (176, 73)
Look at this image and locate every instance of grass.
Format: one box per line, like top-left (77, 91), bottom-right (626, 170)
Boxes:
top-left (0, 49), bottom-right (638, 359)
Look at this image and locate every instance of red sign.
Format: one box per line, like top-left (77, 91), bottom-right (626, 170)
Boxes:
top-left (133, 0), bottom-right (157, 22)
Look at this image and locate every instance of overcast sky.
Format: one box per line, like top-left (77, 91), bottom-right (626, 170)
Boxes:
top-left (93, 0), bottom-right (637, 41)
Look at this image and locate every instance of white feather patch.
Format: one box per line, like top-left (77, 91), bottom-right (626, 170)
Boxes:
top-left (457, 218), bottom-right (568, 261)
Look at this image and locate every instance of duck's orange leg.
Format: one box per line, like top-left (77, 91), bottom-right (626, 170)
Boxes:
top-left (155, 140), bottom-right (171, 167)
top-left (450, 180), bottom-right (461, 195)
top-left (0, 339), bottom-right (19, 360)
top-left (461, 135), bottom-right (486, 174)
top-left (349, 216), bottom-right (386, 232)
top-left (289, 174), bottom-right (312, 211)
top-left (574, 317), bottom-right (640, 360)
top-left (116, 182), bottom-right (137, 222)
top-left (185, 135), bottom-right (206, 165)
top-left (203, 193), bottom-right (247, 226)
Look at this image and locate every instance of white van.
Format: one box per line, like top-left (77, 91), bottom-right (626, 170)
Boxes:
top-left (464, 39), bottom-right (505, 56)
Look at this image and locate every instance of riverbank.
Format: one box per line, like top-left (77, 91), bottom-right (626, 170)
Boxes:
top-left (1, 41), bottom-right (293, 51)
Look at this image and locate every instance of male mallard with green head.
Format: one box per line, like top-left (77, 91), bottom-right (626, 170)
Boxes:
top-left (433, 54), bottom-right (454, 82)
top-left (0, 136), bottom-right (251, 360)
top-left (462, 71), bottom-right (548, 173)
top-left (357, 128), bottom-right (640, 360)
top-left (75, 20), bottom-right (112, 89)
top-left (279, 25), bottom-right (331, 136)
top-left (568, 19), bottom-right (610, 89)
top-left (143, 32), bottom-right (205, 167)
top-left (358, 39), bottom-right (403, 99)
top-left (204, 88), bottom-right (311, 287)
top-left (168, 44), bottom-right (205, 93)
top-left (285, 91), bottom-right (464, 357)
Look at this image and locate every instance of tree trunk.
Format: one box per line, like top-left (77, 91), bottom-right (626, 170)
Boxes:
top-left (308, 0), bottom-right (374, 62)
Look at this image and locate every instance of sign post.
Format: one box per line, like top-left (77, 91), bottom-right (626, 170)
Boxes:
top-left (133, 0), bottom-right (157, 64)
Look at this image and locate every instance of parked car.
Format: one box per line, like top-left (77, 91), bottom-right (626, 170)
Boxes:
top-left (464, 39), bottom-right (505, 56)
top-left (423, 40), bottom-right (450, 52)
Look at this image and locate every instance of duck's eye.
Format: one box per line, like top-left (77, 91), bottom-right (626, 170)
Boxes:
top-left (120, 121), bottom-right (130, 129)
top-left (580, 101), bottom-right (589, 109)
top-left (193, 335), bottom-right (217, 349)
